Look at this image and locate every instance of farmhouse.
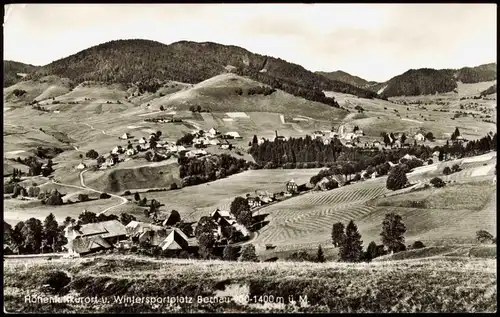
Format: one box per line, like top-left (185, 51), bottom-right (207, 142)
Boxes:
top-left (210, 209), bottom-right (250, 238)
top-left (286, 179), bottom-right (298, 194)
top-left (247, 196), bottom-right (262, 209)
top-left (159, 228), bottom-right (190, 251)
top-left (120, 132), bottom-right (132, 140)
top-left (66, 236), bottom-right (113, 256)
top-left (414, 133), bottom-right (425, 141)
top-left (76, 162), bottom-right (87, 170)
top-left (64, 220), bottom-right (128, 256)
top-left (313, 131), bottom-right (324, 139)
top-left (209, 139), bottom-right (220, 146)
top-left (138, 137), bottom-right (147, 144)
top-left (342, 133), bottom-right (357, 141)
top-left (225, 131), bottom-right (242, 139)
top-left (112, 145), bottom-right (124, 155)
top-left (355, 129), bottom-right (364, 136)
top-left (126, 148), bottom-right (137, 156)
top-left (208, 127), bottom-right (219, 137)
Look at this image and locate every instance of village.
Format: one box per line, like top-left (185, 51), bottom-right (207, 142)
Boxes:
top-left (75, 126), bottom-right (243, 171)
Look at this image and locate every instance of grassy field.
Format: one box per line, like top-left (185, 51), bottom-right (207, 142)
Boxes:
top-left (113, 168), bottom-right (321, 222)
top-left (3, 254), bottom-right (496, 313)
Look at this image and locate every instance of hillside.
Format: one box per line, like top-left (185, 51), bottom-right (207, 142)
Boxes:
top-left (22, 39), bottom-right (379, 104)
top-left (3, 75), bottom-right (74, 104)
top-left (86, 161), bottom-right (180, 193)
top-left (144, 73), bottom-right (349, 120)
top-left (480, 84), bottom-right (497, 96)
top-left (3, 255), bottom-right (496, 313)
top-left (3, 60), bottom-right (39, 87)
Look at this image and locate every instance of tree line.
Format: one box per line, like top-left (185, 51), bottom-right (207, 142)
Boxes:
top-left (249, 132), bottom-right (497, 171)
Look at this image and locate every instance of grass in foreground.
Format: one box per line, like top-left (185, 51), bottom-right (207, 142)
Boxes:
top-left (3, 254), bottom-right (496, 313)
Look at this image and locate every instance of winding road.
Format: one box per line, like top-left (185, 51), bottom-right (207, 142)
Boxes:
top-left (47, 170), bottom-right (128, 215)
top-left (78, 170), bottom-right (129, 215)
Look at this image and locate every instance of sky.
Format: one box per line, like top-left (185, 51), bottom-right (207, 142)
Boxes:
top-left (3, 3), bottom-right (497, 82)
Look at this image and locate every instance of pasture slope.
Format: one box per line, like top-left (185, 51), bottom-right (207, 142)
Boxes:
top-left (3, 254), bottom-right (496, 313)
top-left (251, 152), bottom-right (496, 255)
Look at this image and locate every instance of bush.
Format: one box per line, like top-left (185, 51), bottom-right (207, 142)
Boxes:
top-left (100, 193), bottom-right (111, 199)
top-left (427, 159), bottom-right (433, 165)
top-left (238, 244), bottom-right (258, 262)
top-left (443, 166), bottom-right (452, 175)
top-left (452, 164), bottom-right (461, 173)
top-left (430, 177), bottom-right (446, 188)
top-left (476, 230), bottom-right (494, 243)
top-left (412, 241), bottom-right (426, 249)
top-left (78, 194), bottom-right (90, 202)
top-left (123, 190), bottom-right (132, 196)
top-left (287, 250), bottom-right (314, 262)
top-left (386, 166), bottom-right (408, 190)
top-left (223, 245), bottom-right (240, 261)
top-left (42, 270), bottom-right (71, 294)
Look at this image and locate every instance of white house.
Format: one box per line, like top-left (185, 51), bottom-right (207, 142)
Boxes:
top-left (220, 144), bottom-right (231, 150)
top-left (120, 132), bottom-right (131, 140)
top-left (323, 138), bottom-right (331, 145)
top-left (209, 139), bottom-right (220, 146)
top-left (355, 129), bottom-right (364, 136)
top-left (208, 128), bottom-right (218, 137)
top-left (111, 146), bottom-right (123, 155)
top-left (414, 133), bottom-right (425, 141)
top-left (126, 148), bottom-right (137, 156)
top-left (76, 162), bottom-right (87, 170)
top-left (225, 131), bottom-right (241, 139)
top-left (329, 131), bottom-right (339, 139)
top-left (258, 137), bottom-right (266, 145)
top-left (177, 145), bottom-right (187, 152)
top-left (343, 133), bottom-right (357, 141)
top-left (312, 131), bottom-right (324, 139)
top-left (138, 137), bottom-right (147, 144)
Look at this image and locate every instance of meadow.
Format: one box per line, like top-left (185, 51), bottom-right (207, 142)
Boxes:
top-left (3, 254), bottom-right (496, 313)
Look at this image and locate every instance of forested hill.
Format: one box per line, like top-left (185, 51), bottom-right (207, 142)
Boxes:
top-left (316, 70), bottom-right (377, 88)
top-left (3, 61), bottom-right (39, 87)
top-left (379, 63), bottom-right (497, 98)
top-left (22, 39), bottom-right (379, 106)
top-left (380, 68), bottom-right (458, 98)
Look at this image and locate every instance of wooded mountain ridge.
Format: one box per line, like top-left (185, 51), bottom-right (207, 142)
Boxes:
top-left (318, 63), bottom-right (496, 97)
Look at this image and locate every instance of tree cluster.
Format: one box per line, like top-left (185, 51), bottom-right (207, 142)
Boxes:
top-left (178, 154), bottom-right (250, 187)
top-left (5, 213), bottom-right (67, 254)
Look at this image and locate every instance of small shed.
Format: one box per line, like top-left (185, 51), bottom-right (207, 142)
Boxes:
top-left (76, 162), bottom-right (87, 170)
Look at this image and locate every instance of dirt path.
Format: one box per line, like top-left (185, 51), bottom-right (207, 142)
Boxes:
top-left (79, 170), bottom-right (128, 215)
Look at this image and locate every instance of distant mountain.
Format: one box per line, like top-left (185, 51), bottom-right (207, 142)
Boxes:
top-left (316, 70), bottom-right (378, 88)
top-left (3, 61), bottom-right (39, 87)
top-left (21, 39), bottom-right (379, 109)
top-left (378, 63), bottom-right (497, 98)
